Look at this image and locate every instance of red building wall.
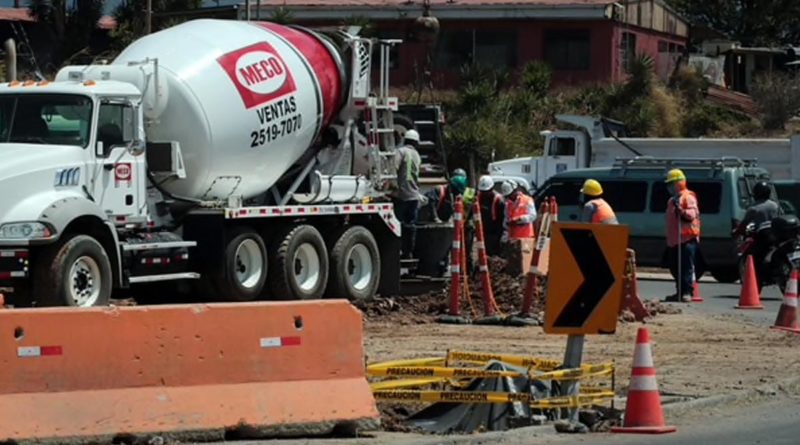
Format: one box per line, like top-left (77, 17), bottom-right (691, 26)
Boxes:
top-left (298, 18), bottom-right (687, 89)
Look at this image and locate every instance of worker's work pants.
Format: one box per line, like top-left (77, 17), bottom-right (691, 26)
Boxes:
top-left (668, 239), bottom-right (698, 296)
top-left (394, 199), bottom-right (419, 259)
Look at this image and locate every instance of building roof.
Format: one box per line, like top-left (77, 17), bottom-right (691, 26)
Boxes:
top-left (0, 8), bottom-right (35, 22)
top-left (243, 0), bottom-right (616, 20)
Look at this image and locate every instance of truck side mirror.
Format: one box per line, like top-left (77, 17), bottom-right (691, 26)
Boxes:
top-left (127, 140), bottom-right (145, 157)
top-left (126, 100), bottom-right (144, 157)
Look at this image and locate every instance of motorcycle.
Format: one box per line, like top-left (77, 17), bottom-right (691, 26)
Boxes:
top-left (736, 215), bottom-right (800, 294)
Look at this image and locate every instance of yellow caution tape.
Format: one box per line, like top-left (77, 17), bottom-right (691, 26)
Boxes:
top-left (373, 390), bottom-right (534, 404)
top-left (367, 357), bottom-right (446, 371)
top-left (446, 350), bottom-right (562, 371)
top-left (368, 366), bottom-right (525, 379)
top-left (533, 363), bottom-right (614, 381)
top-left (368, 362), bottom-right (613, 381)
top-left (372, 390), bottom-right (615, 408)
top-left (370, 378), bottom-right (447, 391)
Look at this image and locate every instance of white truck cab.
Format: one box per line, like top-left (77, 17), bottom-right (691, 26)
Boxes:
top-left (0, 79), bottom-right (151, 307)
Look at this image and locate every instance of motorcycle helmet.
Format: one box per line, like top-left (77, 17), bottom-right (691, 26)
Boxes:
top-left (752, 181), bottom-right (771, 201)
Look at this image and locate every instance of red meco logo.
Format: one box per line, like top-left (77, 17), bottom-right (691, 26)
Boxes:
top-left (218, 42), bottom-right (297, 109)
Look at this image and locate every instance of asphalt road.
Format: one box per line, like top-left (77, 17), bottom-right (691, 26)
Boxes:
top-left (637, 277), bottom-right (785, 327)
top-left (551, 396), bottom-right (800, 445)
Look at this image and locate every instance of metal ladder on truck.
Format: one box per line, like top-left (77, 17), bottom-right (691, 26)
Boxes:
top-left (397, 104), bottom-right (448, 194)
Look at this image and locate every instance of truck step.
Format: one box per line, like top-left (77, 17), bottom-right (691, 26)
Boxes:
top-left (129, 272), bottom-right (200, 284)
top-left (122, 241), bottom-right (197, 252)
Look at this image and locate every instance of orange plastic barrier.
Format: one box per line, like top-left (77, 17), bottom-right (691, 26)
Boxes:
top-left (0, 300), bottom-right (377, 443)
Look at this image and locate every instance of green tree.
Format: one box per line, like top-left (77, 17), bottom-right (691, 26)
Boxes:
top-left (29, 0), bottom-right (105, 70)
top-left (666, 0), bottom-right (800, 45)
top-left (111, 0), bottom-right (202, 49)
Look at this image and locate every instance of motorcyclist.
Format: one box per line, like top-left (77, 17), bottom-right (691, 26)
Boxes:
top-left (733, 181), bottom-right (783, 283)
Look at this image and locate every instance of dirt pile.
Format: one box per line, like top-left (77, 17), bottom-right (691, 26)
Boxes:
top-left (356, 256), bottom-right (546, 323)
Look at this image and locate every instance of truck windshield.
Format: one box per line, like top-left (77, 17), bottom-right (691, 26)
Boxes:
top-left (0, 94), bottom-right (92, 147)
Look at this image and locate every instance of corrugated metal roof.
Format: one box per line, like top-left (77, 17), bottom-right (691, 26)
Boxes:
top-left (256, 0), bottom-right (611, 6)
top-left (0, 8), bottom-right (35, 23)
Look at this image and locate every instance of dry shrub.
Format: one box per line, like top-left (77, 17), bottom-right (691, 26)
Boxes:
top-left (650, 85), bottom-right (682, 137)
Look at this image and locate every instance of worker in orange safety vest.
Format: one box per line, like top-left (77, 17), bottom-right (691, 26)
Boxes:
top-left (664, 168), bottom-right (701, 303)
top-left (501, 180), bottom-right (536, 243)
top-left (579, 179), bottom-right (618, 224)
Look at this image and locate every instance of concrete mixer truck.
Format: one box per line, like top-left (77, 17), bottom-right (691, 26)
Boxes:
top-left (0, 20), bottom-right (411, 307)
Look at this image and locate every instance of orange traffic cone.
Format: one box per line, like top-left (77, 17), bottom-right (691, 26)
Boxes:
top-left (772, 269), bottom-right (800, 333)
top-left (691, 273), bottom-right (703, 303)
top-left (611, 328), bottom-right (676, 435)
top-left (736, 256), bottom-right (764, 309)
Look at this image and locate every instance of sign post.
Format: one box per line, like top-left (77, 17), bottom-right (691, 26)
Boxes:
top-left (543, 222), bottom-right (629, 426)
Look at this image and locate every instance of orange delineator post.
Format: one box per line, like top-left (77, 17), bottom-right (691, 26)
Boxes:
top-left (448, 197), bottom-right (464, 317)
top-left (0, 300), bottom-right (377, 443)
top-left (472, 202), bottom-right (496, 317)
top-left (519, 199), bottom-right (553, 318)
top-left (438, 197), bottom-right (470, 324)
top-left (471, 202), bottom-right (505, 325)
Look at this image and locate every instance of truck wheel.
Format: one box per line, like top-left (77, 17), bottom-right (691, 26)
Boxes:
top-left (213, 228), bottom-right (267, 301)
top-left (33, 234), bottom-right (112, 307)
top-left (269, 225), bottom-right (329, 300)
top-left (393, 114), bottom-right (417, 146)
top-left (327, 226), bottom-right (380, 301)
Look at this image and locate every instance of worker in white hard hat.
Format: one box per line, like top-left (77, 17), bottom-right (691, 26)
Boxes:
top-left (392, 129), bottom-right (422, 259)
top-left (501, 180), bottom-right (536, 243)
top-left (477, 175), bottom-right (505, 256)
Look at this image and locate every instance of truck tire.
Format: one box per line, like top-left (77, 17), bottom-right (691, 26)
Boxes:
top-left (393, 114), bottom-right (417, 146)
top-left (213, 227), bottom-right (268, 301)
top-left (33, 234), bottom-right (112, 307)
top-left (269, 225), bottom-right (329, 300)
top-left (327, 226), bottom-right (380, 301)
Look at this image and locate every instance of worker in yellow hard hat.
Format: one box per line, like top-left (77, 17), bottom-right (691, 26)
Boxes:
top-left (579, 179), bottom-right (618, 224)
top-left (664, 168), bottom-right (701, 303)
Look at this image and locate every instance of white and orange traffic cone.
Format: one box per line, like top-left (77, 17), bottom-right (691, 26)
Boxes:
top-left (611, 328), bottom-right (676, 435)
top-left (772, 269), bottom-right (800, 333)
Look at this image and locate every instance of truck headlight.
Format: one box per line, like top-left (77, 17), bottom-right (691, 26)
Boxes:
top-left (0, 222), bottom-right (55, 240)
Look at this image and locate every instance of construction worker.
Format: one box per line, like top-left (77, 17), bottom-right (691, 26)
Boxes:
top-left (579, 179), bottom-right (618, 224)
top-left (477, 175), bottom-right (505, 256)
top-left (733, 180), bottom-right (782, 285)
top-left (501, 180), bottom-right (536, 243)
top-left (664, 169), bottom-right (701, 303)
top-left (425, 169), bottom-right (472, 223)
top-left (392, 129), bottom-right (422, 259)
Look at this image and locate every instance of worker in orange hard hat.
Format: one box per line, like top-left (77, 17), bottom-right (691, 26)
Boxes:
top-left (579, 179), bottom-right (618, 224)
top-left (664, 168), bottom-right (701, 303)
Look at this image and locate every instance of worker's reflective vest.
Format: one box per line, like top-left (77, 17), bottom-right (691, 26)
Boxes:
top-left (589, 198), bottom-right (618, 224)
top-left (678, 190), bottom-right (701, 238)
top-left (438, 185), bottom-right (476, 210)
top-left (506, 194), bottom-right (535, 239)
